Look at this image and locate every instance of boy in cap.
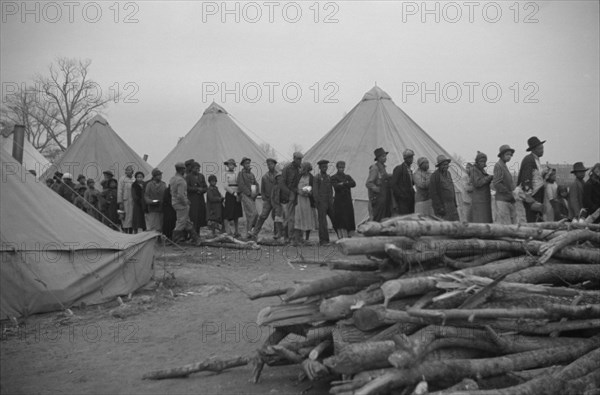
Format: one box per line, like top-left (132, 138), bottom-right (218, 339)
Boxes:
top-left (237, 157), bottom-right (260, 239)
top-left (313, 159), bottom-right (335, 245)
top-left (391, 149), bottom-right (416, 215)
top-left (145, 168), bottom-right (167, 232)
top-left (493, 145), bottom-right (517, 224)
top-left (251, 158), bottom-right (279, 239)
top-left (169, 162), bottom-right (199, 243)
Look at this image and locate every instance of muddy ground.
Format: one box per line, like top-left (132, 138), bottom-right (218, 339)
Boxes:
top-left (0, 233), bottom-right (349, 395)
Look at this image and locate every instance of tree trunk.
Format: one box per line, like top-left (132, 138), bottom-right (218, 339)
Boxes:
top-left (337, 236), bottom-right (415, 255)
top-left (538, 229), bottom-right (600, 264)
top-left (358, 220), bottom-right (562, 240)
top-left (327, 260), bottom-right (381, 271)
top-left (323, 340), bottom-right (396, 375)
top-left (352, 337), bottom-right (600, 395)
top-left (505, 264), bottom-right (600, 286)
top-left (445, 251), bottom-right (514, 269)
top-left (142, 356), bottom-right (249, 380)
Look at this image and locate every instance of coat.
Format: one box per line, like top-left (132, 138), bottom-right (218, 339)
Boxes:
top-left (131, 181), bottom-right (147, 230)
top-left (391, 162), bottom-right (415, 214)
top-left (568, 178), bottom-right (585, 218)
top-left (206, 185), bottom-right (223, 223)
top-left (471, 165), bottom-right (493, 223)
top-left (331, 172), bottom-right (356, 231)
top-left (429, 169), bottom-right (458, 220)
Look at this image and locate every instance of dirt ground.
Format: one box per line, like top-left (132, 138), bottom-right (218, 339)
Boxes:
top-left (0, 233), bottom-right (348, 395)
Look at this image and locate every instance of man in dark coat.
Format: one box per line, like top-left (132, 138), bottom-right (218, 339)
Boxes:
top-left (251, 158), bottom-right (279, 239)
top-left (391, 149), bottom-right (416, 215)
top-left (517, 136), bottom-right (546, 222)
top-left (331, 160), bottom-right (356, 238)
top-left (429, 155), bottom-right (459, 220)
top-left (280, 152), bottom-right (303, 243)
top-left (366, 147), bottom-right (391, 221)
top-left (568, 162), bottom-right (588, 218)
top-left (583, 163), bottom-right (600, 223)
top-left (313, 159), bottom-right (335, 245)
top-left (186, 161), bottom-right (208, 233)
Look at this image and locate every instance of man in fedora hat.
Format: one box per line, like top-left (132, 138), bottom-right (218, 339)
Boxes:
top-left (169, 162), bottom-right (199, 244)
top-left (568, 162), bottom-right (588, 218)
top-left (237, 157), bottom-right (260, 239)
top-left (391, 149), bottom-right (416, 215)
top-left (313, 159), bottom-right (335, 245)
top-left (251, 158), bottom-right (280, 239)
top-left (366, 147), bottom-right (391, 221)
top-left (517, 136), bottom-right (546, 222)
top-left (493, 145), bottom-right (517, 224)
top-left (429, 155), bottom-right (458, 220)
top-left (280, 152), bottom-right (303, 243)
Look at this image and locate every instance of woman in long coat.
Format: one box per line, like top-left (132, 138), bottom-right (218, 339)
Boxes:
top-left (131, 171), bottom-right (147, 233)
top-left (186, 162), bottom-right (208, 233)
top-left (331, 161), bottom-right (356, 237)
top-left (294, 162), bottom-right (316, 243)
top-left (471, 152), bottom-right (493, 223)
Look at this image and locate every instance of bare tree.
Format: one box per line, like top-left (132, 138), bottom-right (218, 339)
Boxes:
top-left (1, 86), bottom-right (59, 154)
top-left (259, 142), bottom-right (278, 160)
top-left (34, 57), bottom-right (117, 148)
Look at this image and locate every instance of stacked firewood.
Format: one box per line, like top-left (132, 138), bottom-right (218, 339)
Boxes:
top-left (144, 216), bottom-right (600, 394)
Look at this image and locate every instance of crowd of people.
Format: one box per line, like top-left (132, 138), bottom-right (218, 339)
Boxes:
top-left (365, 136), bottom-right (600, 225)
top-left (45, 134), bottom-right (600, 245)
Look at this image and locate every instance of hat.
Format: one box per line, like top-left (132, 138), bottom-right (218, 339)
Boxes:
top-left (402, 149), bottom-right (415, 158)
top-left (151, 168), bottom-right (162, 177)
top-left (317, 159), bottom-right (330, 166)
top-left (174, 162), bottom-right (186, 169)
top-left (475, 151), bottom-right (487, 162)
top-left (497, 145), bottom-right (515, 158)
top-left (266, 158), bottom-right (278, 164)
top-left (240, 157), bottom-right (251, 165)
top-left (184, 159), bottom-right (195, 166)
top-left (417, 157), bottom-right (429, 167)
top-left (54, 171), bottom-right (63, 179)
top-left (373, 147), bottom-right (388, 161)
top-left (336, 160), bottom-right (346, 167)
top-left (223, 159), bottom-right (237, 166)
top-left (435, 155), bottom-right (451, 167)
top-left (571, 162), bottom-right (588, 173)
top-left (102, 170), bottom-right (114, 177)
top-left (62, 172), bottom-right (73, 180)
top-left (77, 174), bottom-right (86, 181)
top-left (293, 152), bottom-right (304, 159)
top-left (526, 136), bottom-right (546, 151)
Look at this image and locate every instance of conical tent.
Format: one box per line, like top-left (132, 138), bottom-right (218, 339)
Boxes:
top-left (304, 86), bottom-right (466, 222)
top-left (0, 129), bottom-right (50, 178)
top-left (0, 149), bottom-right (159, 318)
top-left (41, 115), bottom-right (153, 181)
top-left (156, 102), bottom-right (270, 180)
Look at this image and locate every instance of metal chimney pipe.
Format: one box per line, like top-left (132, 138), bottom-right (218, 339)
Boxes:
top-left (11, 125), bottom-right (25, 165)
top-left (143, 154), bottom-right (148, 162)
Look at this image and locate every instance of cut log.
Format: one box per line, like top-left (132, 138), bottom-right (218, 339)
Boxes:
top-left (384, 243), bottom-right (445, 273)
top-left (257, 302), bottom-right (324, 326)
top-left (357, 220), bottom-right (562, 240)
top-left (309, 339), bottom-right (332, 360)
top-left (428, 378), bottom-right (479, 394)
top-left (505, 264), bottom-right (600, 286)
top-left (444, 251), bottom-right (514, 269)
top-left (301, 359), bottom-right (331, 381)
top-left (564, 369), bottom-right (600, 395)
top-left (337, 236), bottom-right (415, 256)
top-left (352, 336), bottom-right (600, 395)
top-left (323, 340), bottom-right (396, 375)
top-left (327, 260), bottom-right (381, 271)
top-left (353, 306), bottom-right (428, 331)
top-left (319, 287), bottom-right (384, 321)
top-left (450, 347), bottom-right (600, 395)
top-left (412, 238), bottom-right (600, 264)
top-left (198, 241), bottom-right (260, 250)
top-left (538, 229), bottom-right (600, 264)
top-left (283, 271), bottom-right (392, 302)
top-left (523, 221), bottom-right (600, 231)
top-left (142, 355), bottom-right (249, 380)
top-left (248, 288), bottom-right (287, 300)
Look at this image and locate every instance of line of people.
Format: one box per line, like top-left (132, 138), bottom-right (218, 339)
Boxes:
top-left (365, 136), bottom-right (600, 225)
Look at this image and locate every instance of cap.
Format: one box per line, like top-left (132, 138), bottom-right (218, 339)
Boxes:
top-left (151, 168), bottom-right (162, 177)
top-left (62, 172), bottom-right (73, 180)
top-left (402, 149), bottom-right (415, 158)
top-left (224, 159), bottom-right (237, 167)
top-left (102, 170), bottom-right (114, 177)
top-left (266, 158), bottom-right (278, 164)
top-left (317, 159), bottom-right (330, 166)
top-left (174, 162), bottom-right (186, 169)
top-left (240, 157), bottom-right (251, 165)
top-left (293, 152), bottom-right (304, 159)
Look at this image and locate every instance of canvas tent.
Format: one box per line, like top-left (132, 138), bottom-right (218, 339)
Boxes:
top-left (156, 102), bottom-right (270, 180)
top-left (41, 115), bottom-right (153, 181)
top-left (0, 149), bottom-right (159, 318)
top-left (0, 126), bottom-right (50, 178)
top-left (304, 86), bottom-right (467, 223)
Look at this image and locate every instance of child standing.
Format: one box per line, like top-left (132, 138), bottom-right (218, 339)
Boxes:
top-left (552, 185), bottom-right (570, 221)
top-left (207, 175), bottom-right (224, 236)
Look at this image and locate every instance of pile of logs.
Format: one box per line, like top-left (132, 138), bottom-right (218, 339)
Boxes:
top-left (144, 216), bottom-right (600, 394)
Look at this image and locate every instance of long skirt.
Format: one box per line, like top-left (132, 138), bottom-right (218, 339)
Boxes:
top-left (132, 202), bottom-right (147, 230)
top-left (471, 201), bottom-right (493, 223)
top-left (189, 194), bottom-right (207, 232)
top-left (294, 195), bottom-right (316, 231)
top-left (223, 192), bottom-right (243, 221)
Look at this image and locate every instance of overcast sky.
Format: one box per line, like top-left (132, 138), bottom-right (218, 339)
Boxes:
top-left (1, 1), bottom-right (598, 168)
